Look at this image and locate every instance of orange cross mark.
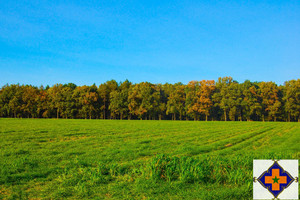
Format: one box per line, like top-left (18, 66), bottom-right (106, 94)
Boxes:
top-left (265, 169), bottom-right (287, 191)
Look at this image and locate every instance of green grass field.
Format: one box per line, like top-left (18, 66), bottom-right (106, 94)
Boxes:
top-left (0, 119), bottom-right (299, 199)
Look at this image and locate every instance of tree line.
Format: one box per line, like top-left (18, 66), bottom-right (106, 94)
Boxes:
top-left (0, 77), bottom-right (299, 122)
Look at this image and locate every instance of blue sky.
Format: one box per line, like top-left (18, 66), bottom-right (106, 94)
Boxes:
top-left (0, 0), bottom-right (299, 86)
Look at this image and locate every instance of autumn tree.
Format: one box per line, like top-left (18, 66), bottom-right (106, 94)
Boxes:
top-left (198, 80), bottom-right (216, 121)
top-left (36, 86), bottom-right (51, 118)
top-left (128, 83), bottom-right (143, 119)
top-left (22, 85), bottom-right (39, 118)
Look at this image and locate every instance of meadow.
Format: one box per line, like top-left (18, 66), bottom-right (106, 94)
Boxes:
top-left (0, 119), bottom-right (299, 199)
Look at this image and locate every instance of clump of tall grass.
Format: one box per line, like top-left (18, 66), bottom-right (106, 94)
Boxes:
top-left (50, 158), bottom-right (136, 198)
top-left (145, 151), bottom-right (299, 185)
top-left (146, 154), bottom-right (251, 184)
top-left (53, 165), bottom-right (111, 197)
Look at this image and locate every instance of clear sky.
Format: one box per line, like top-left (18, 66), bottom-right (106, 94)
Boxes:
top-left (0, 0), bottom-right (299, 86)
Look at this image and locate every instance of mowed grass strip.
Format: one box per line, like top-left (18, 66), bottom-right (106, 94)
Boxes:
top-left (0, 119), bottom-right (299, 199)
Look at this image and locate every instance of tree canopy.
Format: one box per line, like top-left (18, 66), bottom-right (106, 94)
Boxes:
top-left (1, 77), bottom-right (299, 121)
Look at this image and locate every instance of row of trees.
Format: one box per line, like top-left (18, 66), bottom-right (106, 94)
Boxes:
top-left (0, 77), bottom-right (299, 122)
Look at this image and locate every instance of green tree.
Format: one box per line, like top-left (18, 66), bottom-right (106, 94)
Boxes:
top-left (227, 81), bottom-right (243, 121)
top-left (47, 84), bottom-right (64, 119)
top-left (259, 82), bottom-right (281, 121)
top-left (283, 79), bottom-right (300, 122)
top-left (213, 77), bottom-right (233, 121)
top-left (156, 84), bottom-right (167, 120)
top-left (1, 84), bottom-right (23, 118)
top-left (128, 82), bottom-right (154, 120)
top-left (185, 81), bottom-right (200, 120)
top-left (74, 85), bottom-right (99, 119)
top-left (98, 80), bottom-right (118, 119)
top-left (60, 84), bottom-right (76, 119)
top-left (109, 80), bottom-right (131, 119)
top-left (166, 83), bottom-right (186, 120)
top-left (240, 80), bottom-right (261, 121)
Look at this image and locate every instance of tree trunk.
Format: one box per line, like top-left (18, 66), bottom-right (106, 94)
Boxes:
top-left (206, 114), bottom-right (208, 121)
top-left (224, 109), bottom-right (227, 121)
top-left (57, 109), bottom-right (59, 119)
top-left (159, 114), bottom-right (162, 120)
top-left (173, 113), bottom-right (176, 121)
top-left (274, 117), bottom-right (276, 122)
top-left (120, 113), bottom-right (123, 120)
top-left (288, 113), bottom-right (291, 122)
